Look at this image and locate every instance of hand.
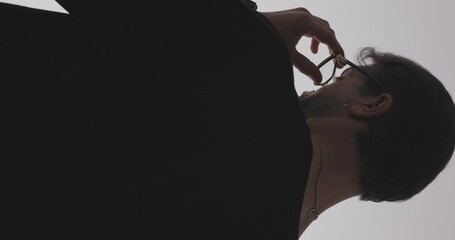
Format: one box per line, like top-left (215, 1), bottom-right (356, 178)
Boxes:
top-left (261, 8), bottom-right (344, 83)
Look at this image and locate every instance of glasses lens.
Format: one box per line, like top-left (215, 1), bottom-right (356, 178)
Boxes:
top-left (318, 59), bottom-right (337, 84)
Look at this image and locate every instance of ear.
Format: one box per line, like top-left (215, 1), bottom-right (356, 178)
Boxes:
top-left (349, 93), bottom-right (393, 119)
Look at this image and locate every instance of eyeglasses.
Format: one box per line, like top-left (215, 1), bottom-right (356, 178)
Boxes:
top-left (315, 54), bottom-right (386, 91)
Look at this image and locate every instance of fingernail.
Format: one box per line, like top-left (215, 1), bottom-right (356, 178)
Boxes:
top-left (312, 75), bottom-right (322, 84)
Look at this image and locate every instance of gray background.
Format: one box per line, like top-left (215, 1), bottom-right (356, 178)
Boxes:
top-left (3, 1), bottom-right (453, 239)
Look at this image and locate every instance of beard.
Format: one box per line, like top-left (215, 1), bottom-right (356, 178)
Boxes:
top-left (299, 91), bottom-right (347, 118)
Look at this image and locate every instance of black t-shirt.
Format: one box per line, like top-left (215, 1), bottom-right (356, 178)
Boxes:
top-left (0, 1), bottom-right (313, 239)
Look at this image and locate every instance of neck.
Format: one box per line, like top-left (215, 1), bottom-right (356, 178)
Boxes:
top-left (298, 117), bottom-right (364, 237)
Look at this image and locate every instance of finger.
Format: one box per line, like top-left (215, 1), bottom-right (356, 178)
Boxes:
top-left (310, 37), bottom-right (320, 54)
top-left (294, 7), bottom-right (311, 15)
top-left (313, 18), bottom-right (337, 54)
top-left (309, 17), bottom-right (344, 57)
top-left (291, 50), bottom-right (322, 83)
top-left (313, 16), bottom-right (331, 30)
top-left (312, 16), bottom-right (346, 68)
top-left (309, 16), bottom-right (327, 54)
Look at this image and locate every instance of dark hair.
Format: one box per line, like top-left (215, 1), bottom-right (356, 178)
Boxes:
top-left (355, 47), bottom-right (455, 202)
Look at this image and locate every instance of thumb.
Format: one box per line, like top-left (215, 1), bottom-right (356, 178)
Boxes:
top-left (291, 50), bottom-right (322, 84)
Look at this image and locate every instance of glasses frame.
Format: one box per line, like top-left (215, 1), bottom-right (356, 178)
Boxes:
top-left (315, 54), bottom-right (386, 91)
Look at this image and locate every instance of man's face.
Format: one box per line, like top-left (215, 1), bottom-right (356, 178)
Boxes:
top-left (299, 68), bottom-right (369, 118)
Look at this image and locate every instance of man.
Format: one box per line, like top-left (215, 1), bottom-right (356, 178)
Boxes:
top-left (297, 48), bottom-right (455, 235)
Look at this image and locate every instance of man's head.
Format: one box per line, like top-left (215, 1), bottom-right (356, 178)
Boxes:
top-left (299, 47), bottom-right (455, 202)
